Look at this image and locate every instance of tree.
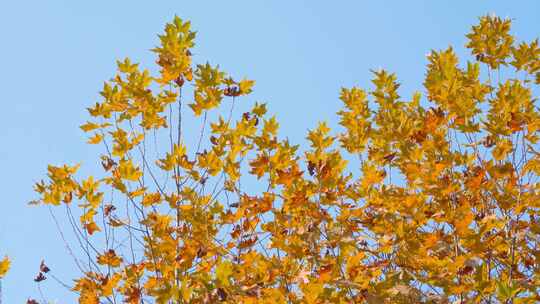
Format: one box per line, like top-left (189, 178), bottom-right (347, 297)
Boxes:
top-left (30, 14), bottom-right (540, 303)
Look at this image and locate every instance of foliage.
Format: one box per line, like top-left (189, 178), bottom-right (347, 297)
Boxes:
top-left (30, 15), bottom-right (540, 303)
top-left (0, 256), bottom-right (9, 278)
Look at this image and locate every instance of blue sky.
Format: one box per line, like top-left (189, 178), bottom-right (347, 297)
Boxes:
top-left (1, 1), bottom-right (539, 302)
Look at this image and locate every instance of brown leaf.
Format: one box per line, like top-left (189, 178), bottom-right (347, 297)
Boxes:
top-left (39, 260), bottom-right (50, 273)
top-left (34, 272), bottom-right (46, 282)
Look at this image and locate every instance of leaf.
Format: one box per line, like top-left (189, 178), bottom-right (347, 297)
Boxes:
top-left (34, 272), bottom-right (46, 282)
top-left (317, 263), bottom-right (334, 282)
top-left (117, 158), bottom-right (142, 181)
top-left (0, 256), bottom-right (10, 278)
top-left (216, 260), bottom-right (233, 286)
top-left (301, 282), bottom-right (324, 304)
top-left (141, 193), bottom-right (161, 207)
top-left (40, 260), bottom-right (50, 273)
top-left (239, 79), bottom-right (255, 95)
top-left (128, 187), bottom-right (146, 198)
top-left (87, 133), bottom-right (103, 145)
top-left (493, 139), bottom-right (513, 161)
top-left (80, 122), bottom-right (100, 132)
top-left (454, 210), bottom-right (473, 235)
top-left (97, 249), bottom-right (123, 267)
top-left (84, 222), bottom-right (101, 235)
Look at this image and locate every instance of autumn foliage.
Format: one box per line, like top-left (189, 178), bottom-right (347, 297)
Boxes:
top-left (29, 15), bottom-right (540, 303)
top-left (0, 256), bottom-right (9, 279)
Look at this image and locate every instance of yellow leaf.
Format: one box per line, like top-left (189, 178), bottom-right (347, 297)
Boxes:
top-left (87, 133), bottom-right (103, 145)
top-left (129, 187), bottom-right (146, 198)
top-left (179, 204), bottom-right (193, 211)
top-left (80, 122), bottom-right (100, 132)
top-left (101, 273), bottom-right (121, 296)
top-left (216, 260), bottom-right (233, 286)
top-left (0, 256), bottom-right (10, 278)
top-left (455, 210), bottom-right (473, 235)
top-left (80, 209), bottom-right (97, 224)
top-left (301, 282), bottom-right (324, 304)
top-left (141, 193), bottom-right (161, 207)
top-left (239, 78), bottom-right (255, 95)
top-left (492, 139), bottom-right (512, 161)
top-left (361, 163), bottom-right (386, 188)
top-left (117, 158), bottom-right (142, 181)
top-left (97, 249), bottom-right (123, 267)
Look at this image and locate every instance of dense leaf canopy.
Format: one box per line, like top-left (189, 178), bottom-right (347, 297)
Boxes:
top-left (29, 15), bottom-right (540, 303)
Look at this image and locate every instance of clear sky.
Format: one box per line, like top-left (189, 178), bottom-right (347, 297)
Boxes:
top-left (1, 1), bottom-right (539, 302)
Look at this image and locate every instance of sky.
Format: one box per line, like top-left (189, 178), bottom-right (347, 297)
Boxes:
top-left (0, 1), bottom-right (539, 302)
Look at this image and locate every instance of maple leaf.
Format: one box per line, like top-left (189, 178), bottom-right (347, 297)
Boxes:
top-left (97, 249), bottom-right (123, 267)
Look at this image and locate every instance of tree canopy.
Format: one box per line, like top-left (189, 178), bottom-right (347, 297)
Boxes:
top-left (26, 14), bottom-right (540, 303)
